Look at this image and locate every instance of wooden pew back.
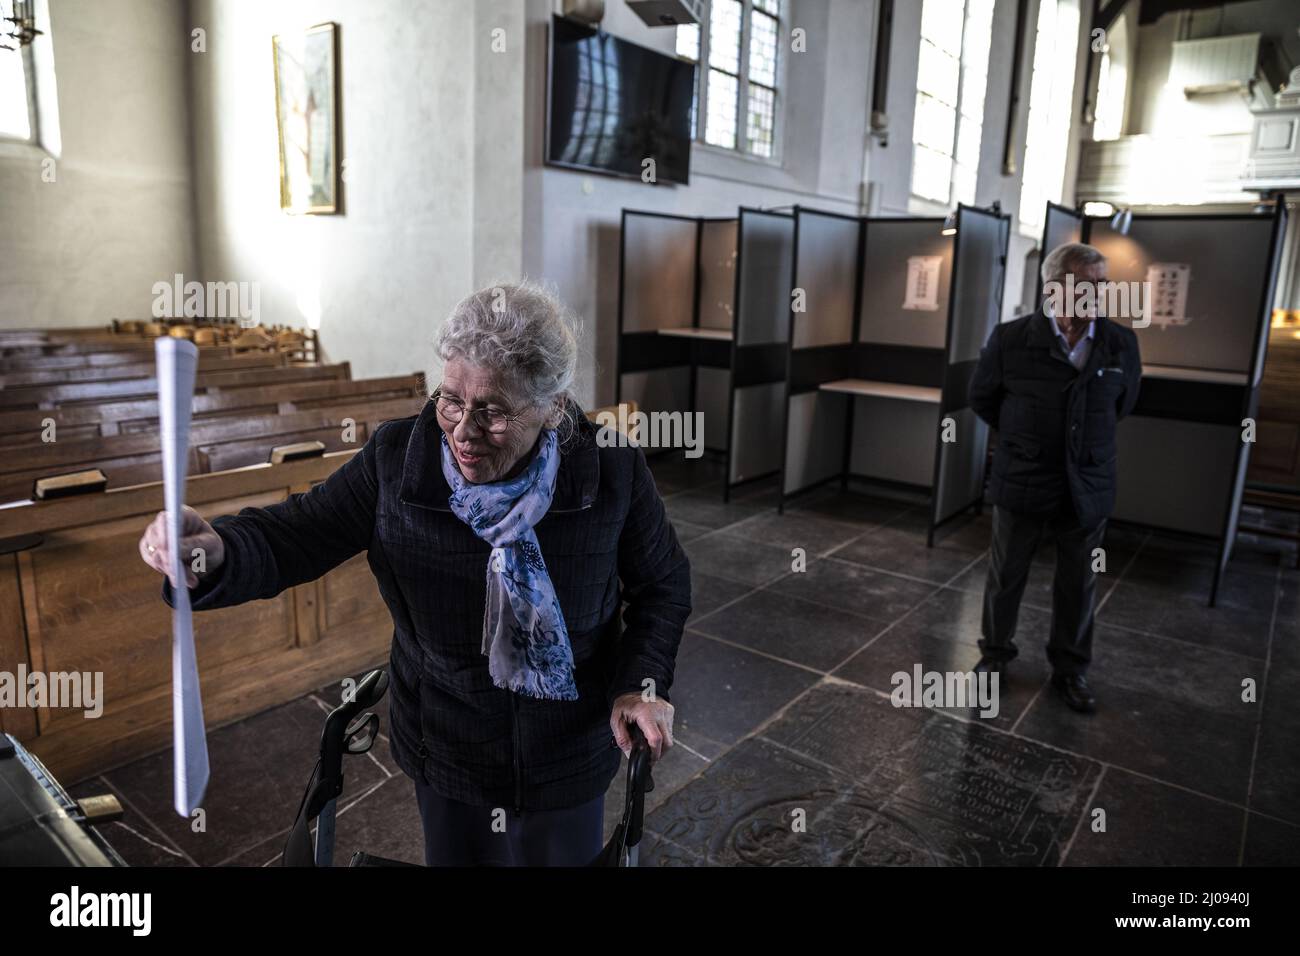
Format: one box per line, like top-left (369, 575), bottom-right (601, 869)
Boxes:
top-left (0, 362), bottom-right (352, 411)
top-left (0, 451), bottom-right (390, 782)
top-left (0, 373), bottom-right (426, 445)
top-left (0, 396), bottom-right (424, 503)
top-left (0, 344), bottom-right (236, 371)
top-left (0, 353), bottom-right (288, 388)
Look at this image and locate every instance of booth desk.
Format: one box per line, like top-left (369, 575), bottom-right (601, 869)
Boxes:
top-left (778, 203), bottom-right (1011, 546)
top-left (1038, 202), bottom-right (1288, 605)
top-left (615, 207), bottom-right (795, 499)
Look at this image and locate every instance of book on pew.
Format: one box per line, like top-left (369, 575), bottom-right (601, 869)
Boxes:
top-left (269, 440), bottom-right (326, 464)
top-left (33, 468), bottom-right (108, 500)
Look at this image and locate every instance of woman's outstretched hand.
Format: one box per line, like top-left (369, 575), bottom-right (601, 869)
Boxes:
top-left (138, 505), bottom-right (225, 589)
top-left (610, 692), bottom-right (674, 762)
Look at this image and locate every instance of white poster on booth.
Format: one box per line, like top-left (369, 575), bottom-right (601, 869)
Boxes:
top-left (1144, 262), bottom-right (1191, 329)
top-left (903, 255), bottom-right (942, 311)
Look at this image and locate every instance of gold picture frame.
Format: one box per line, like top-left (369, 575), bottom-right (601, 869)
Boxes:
top-left (272, 21), bottom-right (340, 214)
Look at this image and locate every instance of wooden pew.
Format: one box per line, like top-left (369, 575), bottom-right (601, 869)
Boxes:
top-left (0, 328), bottom-right (116, 345)
top-left (0, 362), bottom-right (352, 411)
top-left (0, 396), bottom-right (425, 503)
top-left (0, 450), bottom-right (390, 783)
top-left (0, 373), bottom-right (427, 446)
top-left (2, 339), bottom-right (168, 358)
top-left (0, 344), bottom-right (237, 372)
top-left (0, 353), bottom-right (288, 388)
top-left (1, 323), bottom-right (316, 360)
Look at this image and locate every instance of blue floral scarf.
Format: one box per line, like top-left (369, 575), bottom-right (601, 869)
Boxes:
top-left (440, 429), bottom-right (578, 701)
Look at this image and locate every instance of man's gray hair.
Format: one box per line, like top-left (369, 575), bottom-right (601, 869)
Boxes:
top-left (1041, 242), bottom-right (1107, 285)
top-left (437, 279), bottom-right (581, 433)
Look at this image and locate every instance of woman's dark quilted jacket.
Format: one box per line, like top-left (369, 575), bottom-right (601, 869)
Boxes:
top-left (162, 400), bottom-right (691, 811)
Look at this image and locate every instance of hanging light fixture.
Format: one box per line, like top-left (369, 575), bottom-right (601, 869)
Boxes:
top-left (1, 0), bottom-right (42, 51)
top-left (941, 210), bottom-right (958, 236)
top-left (1109, 207), bottom-right (1133, 235)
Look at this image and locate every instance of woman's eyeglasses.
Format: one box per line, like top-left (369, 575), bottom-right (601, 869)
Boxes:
top-left (432, 386), bottom-right (525, 434)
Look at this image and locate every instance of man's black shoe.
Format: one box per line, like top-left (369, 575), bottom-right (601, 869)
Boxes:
top-left (973, 656), bottom-right (1007, 682)
top-left (1052, 673), bottom-right (1096, 713)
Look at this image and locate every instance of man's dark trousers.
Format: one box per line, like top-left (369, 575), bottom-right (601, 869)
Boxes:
top-left (979, 497), bottom-right (1107, 677)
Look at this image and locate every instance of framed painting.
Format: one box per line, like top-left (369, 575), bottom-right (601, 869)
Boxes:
top-left (272, 21), bottom-right (340, 214)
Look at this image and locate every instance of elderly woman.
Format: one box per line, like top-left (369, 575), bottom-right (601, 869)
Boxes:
top-left (138, 282), bottom-right (691, 866)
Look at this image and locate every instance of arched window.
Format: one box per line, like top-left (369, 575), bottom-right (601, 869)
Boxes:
top-left (676, 0), bottom-right (783, 158)
top-left (910, 0), bottom-right (996, 208)
top-left (1092, 14), bottom-right (1128, 141)
top-left (0, 0), bottom-right (36, 141)
top-left (0, 0), bottom-right (58, 154)
top-left (1017, 0), bottom-right (1081, 239)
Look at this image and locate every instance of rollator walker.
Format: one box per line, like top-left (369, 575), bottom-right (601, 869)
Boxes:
top-left (283, 669), bottom-right (655, 867)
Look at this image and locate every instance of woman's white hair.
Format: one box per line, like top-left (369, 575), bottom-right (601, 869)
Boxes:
top-left (436, 279), bottom-right (582, 439)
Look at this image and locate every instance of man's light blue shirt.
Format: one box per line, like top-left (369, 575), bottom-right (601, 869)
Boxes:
top-left (1044, 304), bottom-right (1094, 371)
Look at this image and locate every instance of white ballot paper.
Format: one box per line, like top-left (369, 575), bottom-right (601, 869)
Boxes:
top-left (155, 336), bottom-right (210, 817)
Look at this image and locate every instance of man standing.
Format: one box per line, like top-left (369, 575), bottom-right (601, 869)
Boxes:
top-left (968, 243), bottom-right (1141, 713)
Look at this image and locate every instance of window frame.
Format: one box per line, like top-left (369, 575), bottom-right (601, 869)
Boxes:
top-left (908, 0), bottom-right (995, 213)
top-left (0, 7), bottom-right (40, 145)
top-left (1091, 13), bottom-right (1127, 142)
top-left (1016, 0), bottom-right (1082, 239)
top-left (678, 0), bottom-right (786, 164)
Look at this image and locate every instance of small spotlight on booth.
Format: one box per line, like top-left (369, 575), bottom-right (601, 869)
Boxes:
top-left (1082, 201), bottom-right (1114, 218)
top-left (941, 211), bottom-right (957, 236)
top-left (1109, 207), bottom-right (1133, 235)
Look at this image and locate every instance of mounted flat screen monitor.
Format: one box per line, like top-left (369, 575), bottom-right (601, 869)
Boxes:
top-left (547, 15), bottom-right (696, 185)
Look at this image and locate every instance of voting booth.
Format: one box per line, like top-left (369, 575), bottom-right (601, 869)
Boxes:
top-left (778, 204), bottom-right (1010, 544)
top-left (1038, 203), bottom-right (1288, 605)
top-left (615, 207), bottom-right (794, 498)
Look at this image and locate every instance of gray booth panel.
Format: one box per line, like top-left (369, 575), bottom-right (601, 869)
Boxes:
top-left (933, 408), bottom-right (988, 527)
top-left (1042, 205), bottom-right (1083, 256)
top-left (697, 366), bottom-right (731, 453)
top-left (623, 215), bottom-right (697, 333)
top-left (737, 211), bottom-right (795, 347)
top-left (783, 391), bottom-right (847, 494)
top-left (729, 382), bottom-right (784, 484)
top-left (858, 221), bottom-right (953, 349)
top-left (1088, 217), bottom-right (1274, 374)
top-left (848, 396), bottom-right (938, 487)
top-left (1112, 416), bottom-right (1237, 536)
top-left (792, 212), bottom-right (859, 349)
top-left (948, 209), bottom-right (1006, 362)
top-left (699, 219), bottom-right (738, 332)
top-left (619, 367), bottom-right (692, 426)
top-left (929, 207), bottom-right (1006, 530)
